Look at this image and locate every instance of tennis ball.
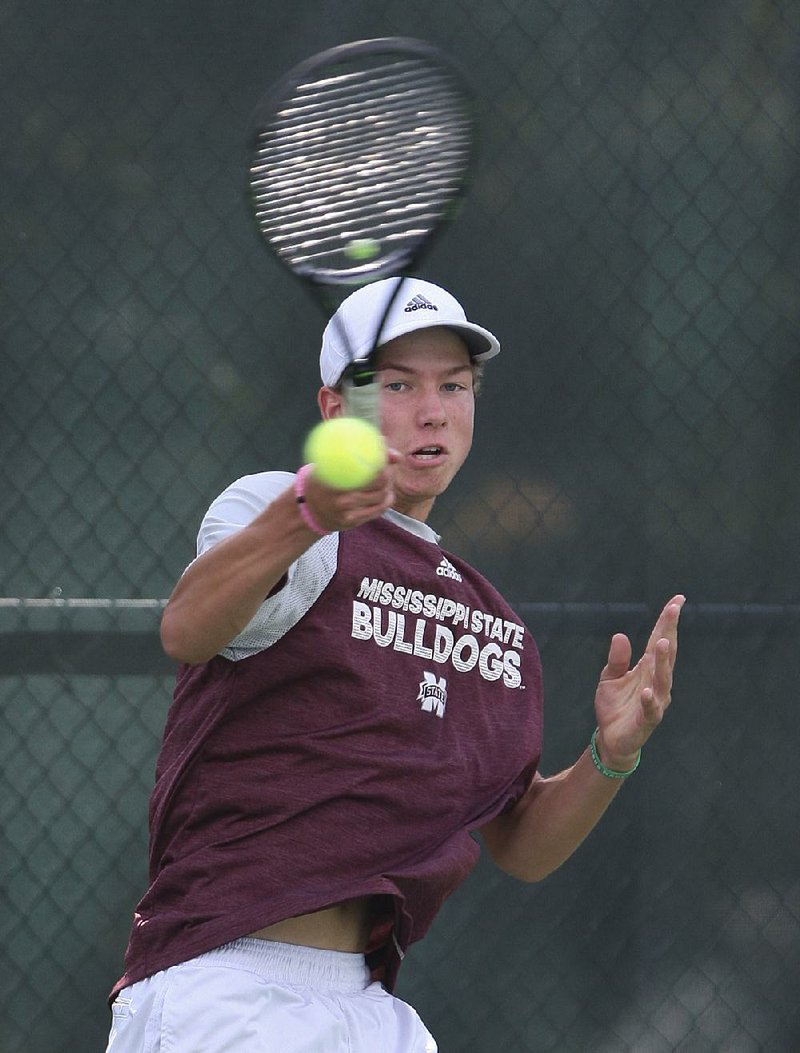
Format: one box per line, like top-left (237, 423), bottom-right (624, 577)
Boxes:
top-left (304, 417), bottom-right (387, 490)
top-left (344, 237), bottom-right (380, 261)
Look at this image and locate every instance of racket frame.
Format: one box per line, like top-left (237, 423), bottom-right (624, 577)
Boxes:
top-left (246, 37), bottom-right (476, 419)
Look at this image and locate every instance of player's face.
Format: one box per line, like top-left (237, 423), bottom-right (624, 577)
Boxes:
top-left (374, 328), bottom-right (475, 521)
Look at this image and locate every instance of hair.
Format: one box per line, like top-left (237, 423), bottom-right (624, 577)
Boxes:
top-left (472, 361), bottom-right (485, 395)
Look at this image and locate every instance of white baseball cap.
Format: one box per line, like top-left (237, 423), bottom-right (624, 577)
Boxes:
top-left (319, 277), bottom-right (500, 387)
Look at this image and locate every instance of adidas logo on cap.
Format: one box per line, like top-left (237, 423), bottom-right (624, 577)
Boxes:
top-left (404, 294), bottom-right (438, 313)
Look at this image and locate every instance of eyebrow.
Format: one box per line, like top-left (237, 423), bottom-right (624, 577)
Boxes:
top-left (376, 362), bottom-right (473, 377)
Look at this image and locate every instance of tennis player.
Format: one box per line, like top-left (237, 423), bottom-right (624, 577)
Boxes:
top-left (106, 277), bottom-right (684, 1053)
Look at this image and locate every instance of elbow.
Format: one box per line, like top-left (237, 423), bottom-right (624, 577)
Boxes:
top-left (484, 834), bottom-right (555, 884)
top-left (493, 854), bottom-right (556, 885)
top-left (483, 817), bottom-right (563, 884)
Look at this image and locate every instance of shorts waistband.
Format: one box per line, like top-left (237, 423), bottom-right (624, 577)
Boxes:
top-left (191, 938), bottom-right (372, 994)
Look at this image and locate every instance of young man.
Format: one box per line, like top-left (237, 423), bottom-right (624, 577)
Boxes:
top-left (107, 277), bottom-right (684, 1053)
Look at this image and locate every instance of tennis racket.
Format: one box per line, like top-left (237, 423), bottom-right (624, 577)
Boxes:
top-left (247, 37), bottom-right (475, 425)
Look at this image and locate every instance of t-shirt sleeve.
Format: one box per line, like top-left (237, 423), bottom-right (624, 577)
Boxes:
top-left (191, 471), bottom-right (340, 661)
top-left (196, 471), bottom-right (295, 555)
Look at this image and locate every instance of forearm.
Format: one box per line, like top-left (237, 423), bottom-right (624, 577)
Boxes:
top-left (484, 596), bottom-right (683, 883)
top-left (481, 740), bottom-right (637, 882)
top-left (160, 486), bottom-right (318, 664)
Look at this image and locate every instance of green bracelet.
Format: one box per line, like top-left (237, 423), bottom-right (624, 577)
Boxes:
top-left (589, 728), bottom-right (641, 779)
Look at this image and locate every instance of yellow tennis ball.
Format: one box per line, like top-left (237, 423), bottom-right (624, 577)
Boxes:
top-left (303, 417), bottom-right (387, 490)
top-left (344, 237), bottom-right (380, 261)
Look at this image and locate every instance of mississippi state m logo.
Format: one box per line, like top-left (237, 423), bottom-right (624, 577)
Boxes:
top-left (417, 671), bottom-right (447, 718)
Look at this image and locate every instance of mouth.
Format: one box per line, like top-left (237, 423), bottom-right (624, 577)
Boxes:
top-left (409, 444), bottom-right (447, 463)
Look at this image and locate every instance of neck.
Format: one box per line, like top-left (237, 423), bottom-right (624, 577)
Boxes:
top-left (391, 496), bottom-right (435, 523)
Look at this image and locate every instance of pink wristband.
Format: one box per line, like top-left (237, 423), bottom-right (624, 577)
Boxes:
top-left (294, 464), bottom-right (330, 536)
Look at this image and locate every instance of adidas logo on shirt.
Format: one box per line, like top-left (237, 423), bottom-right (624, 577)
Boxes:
top-left (404, 294), bottom-right (438, 312)
top-left (436, 556), bottom-right (462, 582)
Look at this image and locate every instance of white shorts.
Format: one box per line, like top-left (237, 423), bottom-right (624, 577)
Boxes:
top-left (106, 938), bottom-right (437, 1053)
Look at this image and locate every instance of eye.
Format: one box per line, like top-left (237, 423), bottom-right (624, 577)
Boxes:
top-left (442, 381), bottom-right (468, 392)
top-left (384, 380), bottom-right (408, 392)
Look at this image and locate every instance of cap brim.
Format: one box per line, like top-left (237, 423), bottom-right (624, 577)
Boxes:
top-left (375, 317), bottom-right (500, 362)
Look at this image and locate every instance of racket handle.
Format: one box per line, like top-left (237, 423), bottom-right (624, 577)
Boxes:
top-left (342, 380), bottom-right (380, 429)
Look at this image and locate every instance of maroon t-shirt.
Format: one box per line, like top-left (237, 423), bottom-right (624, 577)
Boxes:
top-left (113, 516), bottom-right (543, 996)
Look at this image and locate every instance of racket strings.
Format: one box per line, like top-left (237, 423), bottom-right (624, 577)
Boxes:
top-left (259, 190), bottom-right (462, 239)
top-left (254, 71), bottom-right (468, 170)
top-left (253, 162), bottom-right (467, 263)
top-left (252, 145), bottom-right (467, 201)
top-left (286, 59), bottom-right (460, 122)
top-left (252, 115), bottom-right (468, 175)
top-left (255, 168), bottom-right (465, 230)
top-left (265, 88), bottom-right (466, 148)
top-left (250, 55), bottom-right (471, 272)
top-left (253, 101), bottom-right (468, 193)
top-left (255, 190), bottom-right (461, 264)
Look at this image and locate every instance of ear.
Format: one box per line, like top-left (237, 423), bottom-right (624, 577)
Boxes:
top-left (317, 386), bottom-right (345, 420)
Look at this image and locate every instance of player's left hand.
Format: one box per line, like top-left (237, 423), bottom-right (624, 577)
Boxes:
top-left (592, 595), bottom-right (685, 771)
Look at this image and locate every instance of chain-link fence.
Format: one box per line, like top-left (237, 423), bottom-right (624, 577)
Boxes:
top-left (2, 0), bottom-right (799, 1050)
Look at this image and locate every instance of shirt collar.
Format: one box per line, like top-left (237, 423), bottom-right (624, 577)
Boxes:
top-left (383, 508), bottom-right (441, 545)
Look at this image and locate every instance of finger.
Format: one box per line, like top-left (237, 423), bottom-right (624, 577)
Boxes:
top-left (345, 488), bottom-right (394, 521)
top-left (305, 474), bottom-right (394, 532)
top-left (652, 635), bottom-right (674, 703)
top-left (640, 684), bottom-right (660, 725)
top-left (310, 467), bottom-right (389, 503)
top-left (638, 638), bottom-right (672, 720)
top-left (644, 594), bottom-right (685, 655)
top-left (601, 633), bottom-right (632, 680)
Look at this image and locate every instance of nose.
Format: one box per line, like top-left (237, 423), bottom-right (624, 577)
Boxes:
top-left (416, 385), bottom-right (448, 428)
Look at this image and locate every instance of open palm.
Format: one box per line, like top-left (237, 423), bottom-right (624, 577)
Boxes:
top-left (593, 595), bottom-right (685, 767)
